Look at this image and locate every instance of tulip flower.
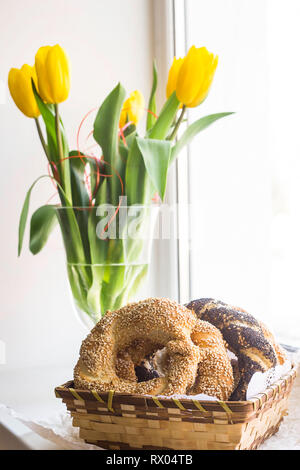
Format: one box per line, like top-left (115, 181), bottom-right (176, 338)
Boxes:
top-left (119, 90), bottom-right (145, 128)
top-left (166, 57), bottom-right (184, 100)
top-left (35, 44), bottom-right (70, 104)
top-left (176, 46), bottom-right (218, 108)
top-left (8, 64), bottom-right (40, 118)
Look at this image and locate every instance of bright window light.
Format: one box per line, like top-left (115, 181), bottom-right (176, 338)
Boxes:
top-left (185, 0), bottom-right (300, 345)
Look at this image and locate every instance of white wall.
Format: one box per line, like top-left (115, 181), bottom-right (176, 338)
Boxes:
top-left (0, 0), bottom-right (155, 370)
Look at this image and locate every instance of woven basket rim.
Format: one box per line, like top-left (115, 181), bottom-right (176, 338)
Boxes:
top-left (55, 363), bottom-right (297, 412)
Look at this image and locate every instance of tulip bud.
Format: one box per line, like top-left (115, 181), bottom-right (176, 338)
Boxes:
top-left (35, 44), bottom-right (70, 104)
top-left (8, 65), bottom-right (40, 118)
top-left (119, 90), bottom-right (145, 128)
top-left (175, 46), bottom-right (218, 108)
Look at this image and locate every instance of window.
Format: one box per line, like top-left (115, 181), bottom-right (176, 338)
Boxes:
top-left (173, 0), bottom-right (300, 346)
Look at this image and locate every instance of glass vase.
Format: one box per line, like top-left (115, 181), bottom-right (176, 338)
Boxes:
top-left (56, 204), bottom-right (159, 329)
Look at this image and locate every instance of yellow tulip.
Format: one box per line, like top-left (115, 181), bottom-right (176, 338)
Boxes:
top-left (8, 64), bottom-right (40, 118)
top-left (175, 46), bottom-right (218, 107)
top-left (35, 44), bottom-right (70, 104)
top-left (166, 56), bottom-right (184, 99)
top-left (119, 90), bottom-right (145, 128)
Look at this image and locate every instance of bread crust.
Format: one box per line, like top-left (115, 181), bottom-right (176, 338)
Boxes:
top-left (186, 298), bottom-right (286, 400)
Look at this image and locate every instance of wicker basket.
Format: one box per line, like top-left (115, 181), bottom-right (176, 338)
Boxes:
top-left (55, 365), bottom-right (297, 450)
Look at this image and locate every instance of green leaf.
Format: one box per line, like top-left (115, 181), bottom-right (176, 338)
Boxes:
top-left (136, 137), bottom-right (172, 200)
top-left (33, 82), bottom-right (69, 160)
top-left (93, 82), bottom-right (126, 157)
top-left (68, 150), bottom-right (107, 204)
top-left (29, 205), bottom-right (57, 255)
top-left (118, 127), bottom-right (137, 177)
top-left (170, 112), bottom-right (234, 164)
top-left (146, 61), bottom-right (158, 131)
top-left (94, 172), bottom-right (108, 206)
top-left (88, 179), bottom-right (109, 267)
top-left (93, 83), bottom-right (126, 205)
top-left (68, 151), bottom-right (92, 261)
top-left (18, 175), bottom-right (50, 256)
top-left (86, 180), bottom-right (109, 317)
top-left (125, 138), bottom-right (148, 205)
top-left (33, 81), bottom-right (71, 204)
top-left (68, 151), bottom-right (90, 208)
top-left (32, 83), bottom-right (57, 161)
top-left (148, 91), bottom-right (180, 140)
top-left (123, 123), bottom-right (136, 137)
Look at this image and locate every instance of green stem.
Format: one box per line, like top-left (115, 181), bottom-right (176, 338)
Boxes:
top-left (168, 105), bottom-right (186, 141)
top-left (54, 103), bottom-right (73, 204)
top-left (34, 118), bottom-right (49, 161)
top-left (54, 104), bottom-right (64, 160)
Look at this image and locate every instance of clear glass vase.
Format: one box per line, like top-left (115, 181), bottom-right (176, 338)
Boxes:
top-left (56, 204), bottom-right (159, 329)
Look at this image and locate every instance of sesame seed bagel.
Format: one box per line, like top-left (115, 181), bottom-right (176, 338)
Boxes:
top-left (186, 298), bottom-right (286, 400)
top-left (189, 320), bottom-right (234, 399)
top-left (74, 297), bottom-right (234, 399)
top-left (74, 298), bottom-right (201, 395)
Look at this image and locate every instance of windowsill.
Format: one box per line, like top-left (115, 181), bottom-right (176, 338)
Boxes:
top-left (0, 365), bottom-right (72, 450)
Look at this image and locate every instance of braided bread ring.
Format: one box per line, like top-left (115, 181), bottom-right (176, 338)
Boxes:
top-left (74, 298), bottom-right (201, 395)
top-left (186, 298), bottom-right (285, 400)
top-left (229, 304), bottom-right (286, 366)
top-left (259, 321), bottom-right (286, 365)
